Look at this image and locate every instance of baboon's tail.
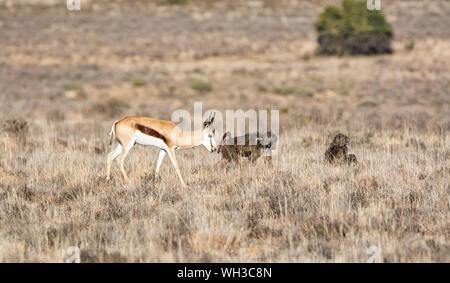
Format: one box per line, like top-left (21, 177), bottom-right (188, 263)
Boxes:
top-left (109, 120), bottom-right (119, 145)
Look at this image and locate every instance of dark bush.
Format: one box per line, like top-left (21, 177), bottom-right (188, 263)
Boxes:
top-left (3, 119), bottom-right (29, 135)
top-left (167, 0), bottom-right (188, 5)
top-left (315, 0), bottom-right (393, 56)
top-left (91, 97), bottom-right (129, 118)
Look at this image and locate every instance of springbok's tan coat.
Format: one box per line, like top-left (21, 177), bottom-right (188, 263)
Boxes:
top-left (106, 115), bottom-right (217, 187)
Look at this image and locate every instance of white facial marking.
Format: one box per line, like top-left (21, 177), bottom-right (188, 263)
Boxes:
top-left (201, 127), bottom-right (217, 152)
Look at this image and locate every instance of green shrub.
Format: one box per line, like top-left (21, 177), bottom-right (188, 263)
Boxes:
top-left (167, 0), bottom-right (188, 5)
top-left (191, 79), bottom-right (212, 93)
top-left (256, 84), bottom-right (268, 92)
top-left (273, 85), bottom-right (298, 96)
top-left (62, 82), bottom-right (81, 91)
top-left (315, 0), bottom-right (393, 55)
top-left (405, 41), bottom-right (415, 51)
top-left (107, 97), bottom-right (129, 109)
top-left (280, 107), bottom-right (289, 114)
top-left (273, 85), bottom-right (314, 97)
top-left (132, 79), bottom-right (147, 87)
top-left (91, 97), bottom-right (129, 118)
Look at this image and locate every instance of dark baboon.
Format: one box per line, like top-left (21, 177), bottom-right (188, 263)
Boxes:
top-left (325, 133), bottom-right (357, 164)
top-left (218, 132), bottom-right (277, 164)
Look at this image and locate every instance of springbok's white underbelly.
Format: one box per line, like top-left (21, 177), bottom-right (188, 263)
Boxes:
top-left (135, 131), bottom-right (166, 149)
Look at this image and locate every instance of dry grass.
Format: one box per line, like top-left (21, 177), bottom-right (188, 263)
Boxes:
top-left (0, 121), bottom-right (448, 262)
top-left (0, 0), bottom-right (449, 262)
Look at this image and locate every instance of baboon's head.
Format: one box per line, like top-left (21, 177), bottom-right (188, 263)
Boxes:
top-left (346, 154), bottom-right (358, 164)
top-left (332, 133), bottom-right (349, 147)
top-left (257, 132), bottom-right (278, 149)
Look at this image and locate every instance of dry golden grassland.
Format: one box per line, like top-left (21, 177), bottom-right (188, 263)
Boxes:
top-left (1, 121), bottom-right (448, 262)
top-left (0, 0), bottom-right (449, 262)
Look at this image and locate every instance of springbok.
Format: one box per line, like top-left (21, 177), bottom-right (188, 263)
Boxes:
top-left (106, 113), bottom-right (217, 187)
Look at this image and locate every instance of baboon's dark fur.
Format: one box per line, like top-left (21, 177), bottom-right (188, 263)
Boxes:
top-left (325, 133), bottom-right (357, 164)
top-left (218, 132), bottom-right (277, 163)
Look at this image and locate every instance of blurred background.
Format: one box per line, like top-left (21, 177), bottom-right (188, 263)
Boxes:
top-left (0, 0), bottom-right (448, 133)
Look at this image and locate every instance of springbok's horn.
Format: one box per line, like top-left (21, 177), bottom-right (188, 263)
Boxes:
top-left (207, 112), bottom-right (215, 124)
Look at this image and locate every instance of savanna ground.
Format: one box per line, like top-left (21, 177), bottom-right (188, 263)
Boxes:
top-left (0, 0), bottom-right (448, 262)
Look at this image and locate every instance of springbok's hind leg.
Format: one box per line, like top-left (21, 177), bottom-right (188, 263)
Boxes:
top-left (117, 137), bottom-right (136, 182)
top-left (106, 144), bottom-right (122, 180)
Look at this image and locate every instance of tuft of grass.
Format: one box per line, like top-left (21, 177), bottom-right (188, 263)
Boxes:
top-left (191, 79), bottom-right (212, 93)
top-left (297, 88), bottom-right (314, 97)
top-left (62, 82), bottom-right (81, 91)
top-left (46, 109), bottom-right (65, 123)
top-left (91, 97), bottom-right (129, 118)
top-left (107, 97), bottom-right (129, 111)
top-left (273, 85), bottom-right (314, 97)
top-left (273, 85), bottom-right (298, 96)
top-left (239, 93), bottom-right (248, 102)
top-left (338, 83), bottom-right (351, 96)
top-left (405, 41), bottom-right (415, 51)
top-left (257, 84), bottom-right (268, 92)
top-left (168, 86), bottom-right (176, 93)
top-left (132, 79), bottom-right (147, 87)
top-left (167, 0), bottom-right (188, 5)
top-left (358, 100), bottom-right (378, 108)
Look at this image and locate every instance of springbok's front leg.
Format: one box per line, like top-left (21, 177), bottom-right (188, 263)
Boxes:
top-left (155, 149), bottom-right (166, 177)
top-left (166, 147), bottom-right (187, 187)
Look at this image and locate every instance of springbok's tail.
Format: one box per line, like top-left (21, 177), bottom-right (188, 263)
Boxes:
top-left (109, 120), bottom-right (119, 145)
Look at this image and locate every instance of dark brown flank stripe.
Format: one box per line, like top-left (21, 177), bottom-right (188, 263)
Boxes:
top-left (135, 124), bottom-right (167, 144)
